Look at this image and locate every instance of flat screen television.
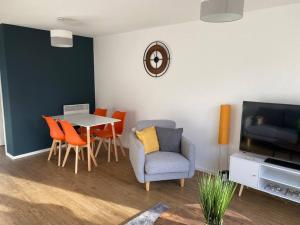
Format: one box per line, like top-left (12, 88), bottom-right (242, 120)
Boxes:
top-left (240, 101), bottom-right (300, 165)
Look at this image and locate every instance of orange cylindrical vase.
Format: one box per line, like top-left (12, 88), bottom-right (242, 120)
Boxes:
top-left (218, 104), bottom-right (231, 145)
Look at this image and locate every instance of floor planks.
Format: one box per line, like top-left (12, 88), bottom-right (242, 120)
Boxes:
top-left (0, 146), bottom-right (299, 225)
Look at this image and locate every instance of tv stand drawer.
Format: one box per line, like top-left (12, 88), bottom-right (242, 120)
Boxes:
top-left (230, 156), bottom-right (259, 189)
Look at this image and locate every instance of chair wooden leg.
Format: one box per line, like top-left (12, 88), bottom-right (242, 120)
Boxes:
top-left (58, 141), bottom-right (62, 166)
top-left (91, 153), bottom-right (97, 167)
top-left (48, 140), bottom-right (55, 161)
top-left (180, 179), bottom-right (185, 188)
top-left (53, 141), bottom-right (57, 156)
top-left (113, 140), bottom-right (118, 162)
top-left (95, 139), bottom-right (103, 158)
top-left (75, 146), bottom-right (79, 174)
top-left (77, 149), bottom-right (81, 160)
top-left (108, 139), bottom-right (111, 162)
top-left (118, 137), bottom-right (126, 157)
top-left (103, 141), bottom-right (108, 150)
top-left (145, 182), bottom-right (150, 191)
top-left (90, 146), bottom-right (98, 167)
top-left (81, 148), bottom-right (85, 161)
top-left (62, 146), bottom-right (71, 167)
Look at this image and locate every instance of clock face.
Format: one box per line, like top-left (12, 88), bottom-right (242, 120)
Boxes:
top-left (143, 41), bottom-right (170, 77)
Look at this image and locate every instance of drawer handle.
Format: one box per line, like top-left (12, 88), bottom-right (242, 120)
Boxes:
top-left (252, 174), bottom-right (256, 177)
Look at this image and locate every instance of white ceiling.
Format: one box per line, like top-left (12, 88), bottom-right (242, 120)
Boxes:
top-left (0, 0), bottom-right (299, 37)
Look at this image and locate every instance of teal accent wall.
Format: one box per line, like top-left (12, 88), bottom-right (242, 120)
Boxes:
top-left (0, 24), bottom-right (95, 156)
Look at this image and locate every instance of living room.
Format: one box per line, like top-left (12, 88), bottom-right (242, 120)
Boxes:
top-left (0, 0), bottom-right (299, 224)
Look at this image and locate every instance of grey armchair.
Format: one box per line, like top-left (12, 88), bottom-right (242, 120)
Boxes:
top-left (129, 120), bottom-right (195, 191)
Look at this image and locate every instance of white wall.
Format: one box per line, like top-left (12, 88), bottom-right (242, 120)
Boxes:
top-left (94, 5), bottom-right (300, 172)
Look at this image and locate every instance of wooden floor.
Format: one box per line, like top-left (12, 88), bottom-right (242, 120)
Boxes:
top-left (0, 146), bottom-right (299, 225)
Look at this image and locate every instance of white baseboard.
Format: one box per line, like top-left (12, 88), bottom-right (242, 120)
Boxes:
top-left (6, 148), bottom-right (50, 160)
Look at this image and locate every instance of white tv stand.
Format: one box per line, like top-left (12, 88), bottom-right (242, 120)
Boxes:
top-left (229, 151), bottom-right (300, 204)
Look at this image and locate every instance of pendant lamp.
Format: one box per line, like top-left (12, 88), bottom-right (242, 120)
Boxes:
top-left (200, 0), bottom-right (244, 23)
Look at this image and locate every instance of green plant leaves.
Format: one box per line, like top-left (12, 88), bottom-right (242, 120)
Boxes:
top-left (198, 174), bottom-right (237, 225)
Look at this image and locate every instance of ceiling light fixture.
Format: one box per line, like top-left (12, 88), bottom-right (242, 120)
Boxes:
top-left (200, 0), bottom-right (244, 23)
top-left (50, 29), bottom-right (73, 48)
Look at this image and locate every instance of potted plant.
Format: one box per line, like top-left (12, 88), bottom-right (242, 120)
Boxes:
top-left (198, 174), bottom-right (237, 225)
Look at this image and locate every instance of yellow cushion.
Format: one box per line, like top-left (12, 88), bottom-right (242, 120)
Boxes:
top-left (136, 126), bottom-right (159, 154)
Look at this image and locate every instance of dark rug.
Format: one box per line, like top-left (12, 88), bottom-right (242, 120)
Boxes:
top-left (124, 203), bottom-right (169, 225)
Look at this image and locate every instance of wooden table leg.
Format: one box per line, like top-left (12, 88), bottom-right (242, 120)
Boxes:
top-left (87, 127), bottom-right (91, 171)
top-left (111, 123), bottom-right (118, 162)
top-left (87, 127), bottom-right (98, 170)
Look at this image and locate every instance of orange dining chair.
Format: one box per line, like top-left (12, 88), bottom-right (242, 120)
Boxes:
top-left (78, 108), bottom-right (108, 135)
top-left (92, 108), bottom-right (107, 130)
top-left (94, 111), bottom-right (127, 162)
top-left (43, 116), bottom-right (65, 166)
top-left (59, 120), bottom-right (97, 174)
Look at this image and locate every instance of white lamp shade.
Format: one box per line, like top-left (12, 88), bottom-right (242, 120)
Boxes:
top-left (200, 0), bottom-right (244, 23)
top-left (50, 29), bottom-right (73, 47)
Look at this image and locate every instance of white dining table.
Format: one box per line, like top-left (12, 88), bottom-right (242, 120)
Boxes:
top-left (53, 113), bottom-right (120, 172)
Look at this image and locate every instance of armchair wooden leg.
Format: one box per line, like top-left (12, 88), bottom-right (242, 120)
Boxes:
top-left (145, 182), bottom-right (150, 191)
top-left (180, 179), bottom-right (185, 188)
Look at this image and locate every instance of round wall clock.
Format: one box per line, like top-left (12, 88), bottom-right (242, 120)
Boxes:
top-left (143, 41), bottom-right (170, 78)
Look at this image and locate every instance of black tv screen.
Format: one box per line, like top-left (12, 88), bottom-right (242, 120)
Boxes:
top-left (240, 101), bottom-right (300, 164)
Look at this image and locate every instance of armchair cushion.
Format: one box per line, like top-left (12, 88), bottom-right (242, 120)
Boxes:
top-left (145, 151), bottom-right (189, 174)
top-left (136, 126), bottom-right (159, 154)
top-left (156, 127), bottom-right (183, 153)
